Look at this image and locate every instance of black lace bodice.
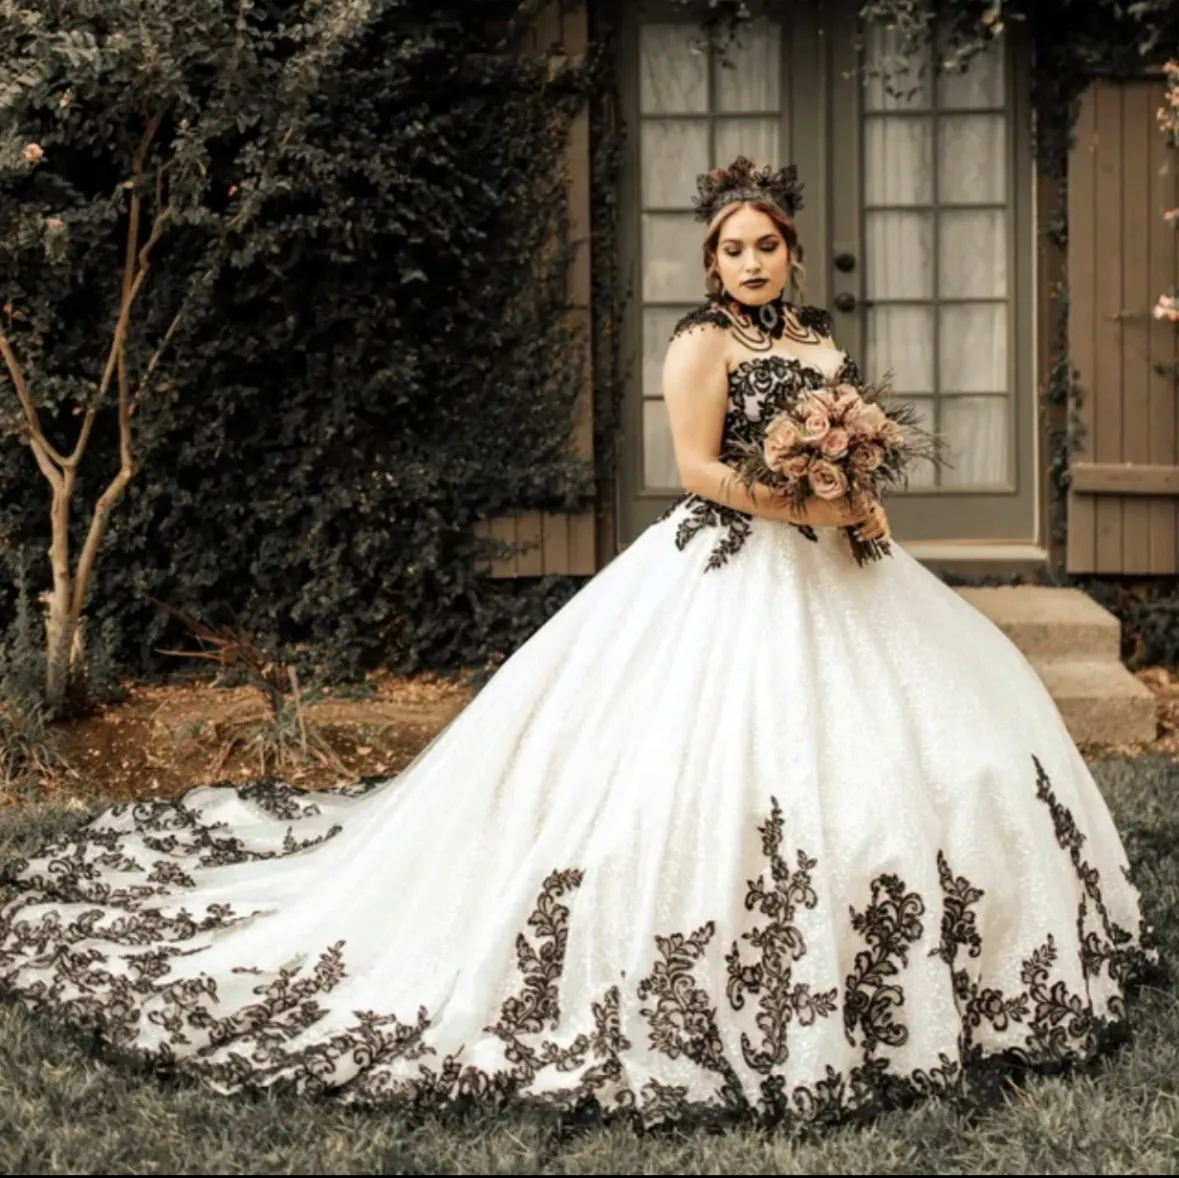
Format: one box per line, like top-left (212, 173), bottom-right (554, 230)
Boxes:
top-left (718, 350), bottom-right (862, 463)
top-left (659, 301), bottom-right (862, 571)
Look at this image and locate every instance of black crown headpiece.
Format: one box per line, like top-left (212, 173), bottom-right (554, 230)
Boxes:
top-left (692, 157), bottom-right (803, 224)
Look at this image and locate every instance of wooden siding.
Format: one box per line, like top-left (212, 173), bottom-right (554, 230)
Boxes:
top-left (1068, 80), bottom-right (1179, 574)
top-left (474, 0), bottom-right (599, 578)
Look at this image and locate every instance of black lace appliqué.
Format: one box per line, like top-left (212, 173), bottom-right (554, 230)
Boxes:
top-left (670, 303), bottom-right (731, 339)
top-left (660, 307), bottom-right (863, 569)
top-left (662, 497), bottom-right (753, 573)
top-left (793, 303), bottom-right (834, 341)
top-left (0, 754), bottom-right (1159, 1133)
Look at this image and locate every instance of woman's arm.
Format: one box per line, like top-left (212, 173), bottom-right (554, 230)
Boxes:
top-left (661, 325), bottom-right (863, 529)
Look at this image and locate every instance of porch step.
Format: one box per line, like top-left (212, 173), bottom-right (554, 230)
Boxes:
top-left (953, 585), bottom-right (1121, 663)
top-left (1029, 660), bottom-right (1159, 746)
top-left (953, 585), bottom-right (1158, 746)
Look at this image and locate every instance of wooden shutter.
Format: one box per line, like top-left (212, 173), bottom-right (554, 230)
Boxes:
top-left (1067, 79), bottom-right (1179, 574)
top-left (473, 0), bottom-right (599, 578)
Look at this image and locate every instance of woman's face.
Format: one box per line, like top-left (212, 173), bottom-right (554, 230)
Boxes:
top-left (714, 204), bottom-right (789, 304)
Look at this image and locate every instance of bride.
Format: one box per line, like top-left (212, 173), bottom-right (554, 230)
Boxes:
top-left (0, 157), bottom-right (1158, 1132)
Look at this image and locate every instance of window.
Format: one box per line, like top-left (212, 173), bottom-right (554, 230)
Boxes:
top-left (862, 27), bottom-right (1014, 491)
top-left (637, 19), bottom-right (785, 492)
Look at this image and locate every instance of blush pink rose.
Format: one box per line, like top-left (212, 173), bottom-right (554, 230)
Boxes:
top-left (830, 383), bottom-right (862, 415)
top-left (857, 403), bottom-right (887, 432)
top-left (879, 419), bottom-right (905, 448)
top-left (808, 458), bottom-right (849, 500)
top-left (783, 454), bottom-right (811, 480)
top-left (765, 418), bottom-right (800, 451)
top-left (819, 427), bottom-right (850, 459)
top-left (800, 406), bottom-right (831, 442)
top-left (850, 442), bottom-right (885, 472)
top-left (763, 418), bottom-right (801, 471)
top-left (846, 401), bottom-right (887, 440)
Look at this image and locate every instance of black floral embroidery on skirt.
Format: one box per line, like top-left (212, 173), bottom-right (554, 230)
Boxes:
top-left (0, 756), bottom-right (1160, 1133)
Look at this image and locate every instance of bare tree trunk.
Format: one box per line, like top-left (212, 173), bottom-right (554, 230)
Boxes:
top-left (43, 593), bottom-right (77, 712)
top-left (40, 471), bottom-right (92, 711)
top-left (0, 111), bottom-right (173, 715)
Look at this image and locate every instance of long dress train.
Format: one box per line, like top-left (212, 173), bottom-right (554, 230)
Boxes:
top-left (0, 303), bottom-right (1158, 1130)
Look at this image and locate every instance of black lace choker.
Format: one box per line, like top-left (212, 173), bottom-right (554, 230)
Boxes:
top-left (713, 290), bottom-right (788, 351)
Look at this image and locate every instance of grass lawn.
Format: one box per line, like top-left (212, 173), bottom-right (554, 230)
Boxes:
top-left (1, 757), bottom-right (1178, 1175)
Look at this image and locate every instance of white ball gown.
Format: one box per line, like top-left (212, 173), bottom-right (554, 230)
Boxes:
top-left (0, 302), bottom-right (1159, 1132)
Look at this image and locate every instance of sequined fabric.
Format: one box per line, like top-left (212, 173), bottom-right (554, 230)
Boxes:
top-left (0, 448), bottom-right (1158, 1132)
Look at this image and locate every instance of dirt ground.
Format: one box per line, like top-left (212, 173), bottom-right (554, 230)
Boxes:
top-left (2, 670), bottom-right (474, 808)
top-left (4, 665), bottom-right (1178, 810)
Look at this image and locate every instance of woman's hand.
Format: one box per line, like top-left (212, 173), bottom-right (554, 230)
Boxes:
top-left (853, 500), bottom-right (891, 543)
top-left (797, 495), bottom-right (890, 539)
top-left (798, 496), bottom-right (869, 529)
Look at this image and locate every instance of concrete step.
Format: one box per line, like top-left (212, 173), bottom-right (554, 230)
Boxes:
top-left (1031, 659), bottom-right (1158, 746)
top-left (954, 585), bottom-right (1122, 664)
top-left (954, 584), bottom-right (1158, 746)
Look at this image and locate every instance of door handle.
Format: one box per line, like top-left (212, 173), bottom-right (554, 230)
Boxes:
top-left (833, 293), bottom-right (874, 313)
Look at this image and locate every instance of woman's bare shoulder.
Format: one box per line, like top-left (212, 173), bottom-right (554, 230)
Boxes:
top-left (663, 303), bottom-right (731, 392)
top-left (665, 301), bottom-right (733, 367)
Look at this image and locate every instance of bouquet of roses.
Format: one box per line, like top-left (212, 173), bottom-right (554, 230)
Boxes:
top-left (729, 373), bottom-right (949, 567)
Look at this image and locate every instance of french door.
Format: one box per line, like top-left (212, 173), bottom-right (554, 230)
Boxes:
top-left (616, 0), bottom-right (1037, 546)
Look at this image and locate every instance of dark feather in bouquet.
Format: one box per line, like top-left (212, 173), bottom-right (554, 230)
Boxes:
top-left (726, 372), bottom-right (951, 567)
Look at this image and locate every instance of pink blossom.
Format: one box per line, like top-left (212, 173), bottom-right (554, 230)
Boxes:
top-left (797, 401), bottom-right (831, 442)
top-left (807, 458), bottom-right (849, 500)
top-left (850, 442), bottom-right (885, 472)
top-left (783, 454), bottom-right (811, 480)
top-left (819, 427), bottom-right (850, 459)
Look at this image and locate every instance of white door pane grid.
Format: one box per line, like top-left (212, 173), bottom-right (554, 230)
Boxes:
top-left (862, 25), bottom-right (1013, 492)
top-left (638, 19), bottom-right (785, 492)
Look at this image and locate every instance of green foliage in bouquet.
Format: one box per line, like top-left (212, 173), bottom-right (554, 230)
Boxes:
top-left (0, 0), bottom-right (624, 698)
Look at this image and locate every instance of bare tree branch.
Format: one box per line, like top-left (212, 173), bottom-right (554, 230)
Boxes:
top-left (69, 108), bottom-right (168, 468)
top-left (70, 425), bottom-right (134, 622)
top-left (71, 301), bottom-right (137, 620)
top-left (0, 332), bottom-right (69, 475)
top-left (132, 304), bottom-right (185, 406)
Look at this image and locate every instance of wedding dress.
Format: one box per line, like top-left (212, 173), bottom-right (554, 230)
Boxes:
top-left (0, 302), bottom-right (1157, 1131)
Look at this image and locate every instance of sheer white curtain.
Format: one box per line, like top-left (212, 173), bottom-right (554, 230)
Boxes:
top-left (864, 27), bottom-right (1012, 489)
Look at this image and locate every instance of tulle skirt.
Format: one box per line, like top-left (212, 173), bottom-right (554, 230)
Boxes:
top-left (0, 508), bottom-right (1157, 1129)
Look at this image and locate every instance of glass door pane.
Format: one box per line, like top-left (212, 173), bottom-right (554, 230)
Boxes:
top-left (860, 28), bottom-right (1013, 494)
top-left (635, 16), bottom-right (785, 496)
top-left (830, 4), bottom-right (1035, 542)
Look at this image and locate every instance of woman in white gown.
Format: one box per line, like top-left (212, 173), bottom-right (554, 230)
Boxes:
top-left (0, 157), bottom-right (1159, 1132)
